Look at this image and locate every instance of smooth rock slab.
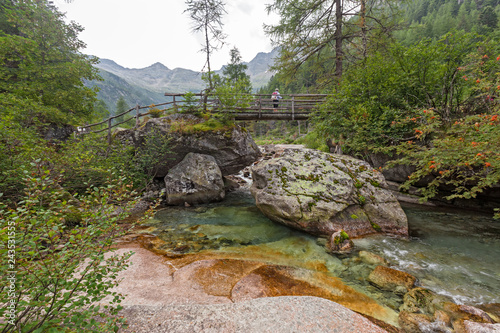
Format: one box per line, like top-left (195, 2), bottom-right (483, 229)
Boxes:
top-left (119, 296), bottom-right (388, 333)
top-left (250, 148), bottom-right (408, 238)
top-left (464, 321), bottom-right (500, 333)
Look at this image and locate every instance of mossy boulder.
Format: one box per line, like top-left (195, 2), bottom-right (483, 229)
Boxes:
top-left (116, 115), bottom-right (260, 177)
top-left (250, 148), bottom-right (408, 238)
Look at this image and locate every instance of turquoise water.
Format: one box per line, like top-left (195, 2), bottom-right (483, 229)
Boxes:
top-left (355, 204), bottom-right (500, 305)
top-left (146, 190), bottom-right (500, 306)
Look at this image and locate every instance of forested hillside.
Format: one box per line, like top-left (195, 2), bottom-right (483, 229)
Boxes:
top-left (397, 0), bottom-right (500, 44)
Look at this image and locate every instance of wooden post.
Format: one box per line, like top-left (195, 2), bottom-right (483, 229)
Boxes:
top-left (292, 96), bottom-right (295, 121)
top-left (258, 96), bottom-right (262, 119)
top-left (135, 104), bottom-right (140, 127)
top-left (173, 95), bottom-right (177, 110)
top-left (298, 120), bottom-right (301, 136)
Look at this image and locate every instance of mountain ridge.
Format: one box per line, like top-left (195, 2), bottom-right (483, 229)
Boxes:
top-left (88, 48), bottom-right (278, 114)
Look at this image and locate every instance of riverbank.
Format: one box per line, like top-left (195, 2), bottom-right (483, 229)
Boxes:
top-left (111, 240), bottom-right (391, 332)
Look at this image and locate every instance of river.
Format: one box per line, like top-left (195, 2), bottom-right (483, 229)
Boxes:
top-left (140, 188), bottom-right (500, 323)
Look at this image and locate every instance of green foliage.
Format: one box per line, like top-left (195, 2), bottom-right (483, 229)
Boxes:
top-left (213, 78), bottom-right (253, 111)
top-left (134, 128), bottom-right (172, 188)
top-left (0, 115), bottom-right (47, 203)
top-left (148, 108), bottom-right (163, 118)
top-left (93, 100), bottom-right (110, 121)
top-left (265, 0), bottom-right (401, 83)
top-left (386, 112), bottom-right (500, 218)
top-left (180, 91), bottom-right (200, 113)
top-left (0, 1), bottom-right (100, 126)
top-left (170, 116), bottom-right (234, 135)
top-left (294, 131), bottom-right (329, 152)
top-left (0, 163), bottom-right (135, 332)
top-left (334, 230), bottom-right (350, 244)
top-left (184, 0), bottom-right (226, 89)
top-left (314, 32), bottom-right (489, 155)
top-left (396, 0), bottom-right (500, 44)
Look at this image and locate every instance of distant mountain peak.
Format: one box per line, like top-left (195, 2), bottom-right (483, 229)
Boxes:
top-left (147, 62), bottom-right (169, 71)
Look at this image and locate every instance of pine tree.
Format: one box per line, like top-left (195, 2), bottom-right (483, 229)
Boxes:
top-left (479, 5), bottom-right (498, 31)
top-left (264, 0), bottom-right (400, 85)
top-left (114, 97), bottom-right (129, 125)
top-left (222, 47), bottom-right (251, 93)
top-left (0, 0), bottom-right (99, 125)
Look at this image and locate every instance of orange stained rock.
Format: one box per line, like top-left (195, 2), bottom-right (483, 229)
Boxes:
top-left (191, 259), bottom-right (265, 297)
top-left (229, 264), bottom-right (398, 325)
top-left (116, 234), bottom-right (399, 327)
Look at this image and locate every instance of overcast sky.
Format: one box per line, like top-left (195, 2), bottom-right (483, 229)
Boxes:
top-left (53, 0), bottom-right (279, 71)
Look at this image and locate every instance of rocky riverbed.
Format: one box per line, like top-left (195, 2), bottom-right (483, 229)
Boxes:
top-left (111, 144), bottom-right (500, 332)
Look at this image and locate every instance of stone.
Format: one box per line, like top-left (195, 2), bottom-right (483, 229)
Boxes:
top-left (400, 287), bottom-right (451, 315)
top-left (115, 115), bottom-right (260, 177)
top-left (398, 311), bottom-right (433, 333)
top-left (128, 200), bottom-right (151, 215)
top-left (478, 304), bottom-right (500, 323)
top-left (229, 264), bottom-right (399, 326)
top-left (326, 230), bottom-right (354, 254)
top-left (443, 303), bottom-right (497, 327)
top-left (359, 250), bottom-right (389, 266)
top-left (459, 305), bottom-right (496, 324)
top-left (368, 266), bottom-right (417, 294)
top-left (44, 123), bottom-right (74, 141)
top-left (250, 148), bottom-right (408, 238)
top-left (164, 153), bottom-right (225, 206)
top-left (223, 175), bottom-right (240, 192)
top-left (463, 321), bottom-right (500, 333)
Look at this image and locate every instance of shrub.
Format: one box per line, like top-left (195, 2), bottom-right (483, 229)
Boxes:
top-left (0, 163), bottom-right (137, 332)
top-left (148, 108), bottom-right (163, 118)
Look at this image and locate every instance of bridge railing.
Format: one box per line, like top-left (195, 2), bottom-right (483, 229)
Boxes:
top-left (77, 93), bottom-right (327, 143)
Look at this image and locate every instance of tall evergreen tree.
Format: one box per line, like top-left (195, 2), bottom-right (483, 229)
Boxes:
top-left (264, 0), bottom-right (401, 85)
top-left (114, 96), bottom-right (129, 125)
top-left (479, 5), bottom-right (498, 31)
top-left (0, 0), bottom-right (99, 126)
top-left (222, 47), bottom-right (251, 93)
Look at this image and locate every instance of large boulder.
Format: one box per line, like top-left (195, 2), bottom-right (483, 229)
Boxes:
top-left (250, 148), bottom-right (408, 238)
top-left (164, 153), bottom-right (225, 206)
top-left (116, 115), bottom-right (260, 177)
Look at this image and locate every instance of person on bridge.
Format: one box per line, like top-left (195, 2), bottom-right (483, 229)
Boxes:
top-left (272, 88), bottom-right (282, 111)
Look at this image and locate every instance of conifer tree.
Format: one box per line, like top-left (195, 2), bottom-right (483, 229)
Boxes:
top-left (0, 0), bottom-right (99, 125)
top-left (264, 0), bottom-right (400, 85)
top-left (222, 47), bottom-right (251, 93)
top-left (114, 96), bottom-right (129, 125)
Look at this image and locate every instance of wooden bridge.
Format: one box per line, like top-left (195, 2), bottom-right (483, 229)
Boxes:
top-left (164, 93), bottom-right (327, 121)
top-left (77, 93), bottom-right (327, 141)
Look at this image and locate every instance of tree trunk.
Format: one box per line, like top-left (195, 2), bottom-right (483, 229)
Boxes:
top-left (360, 0), bottom-right (367, 59)
top-left (335, 0), bottom-right (343, 79)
